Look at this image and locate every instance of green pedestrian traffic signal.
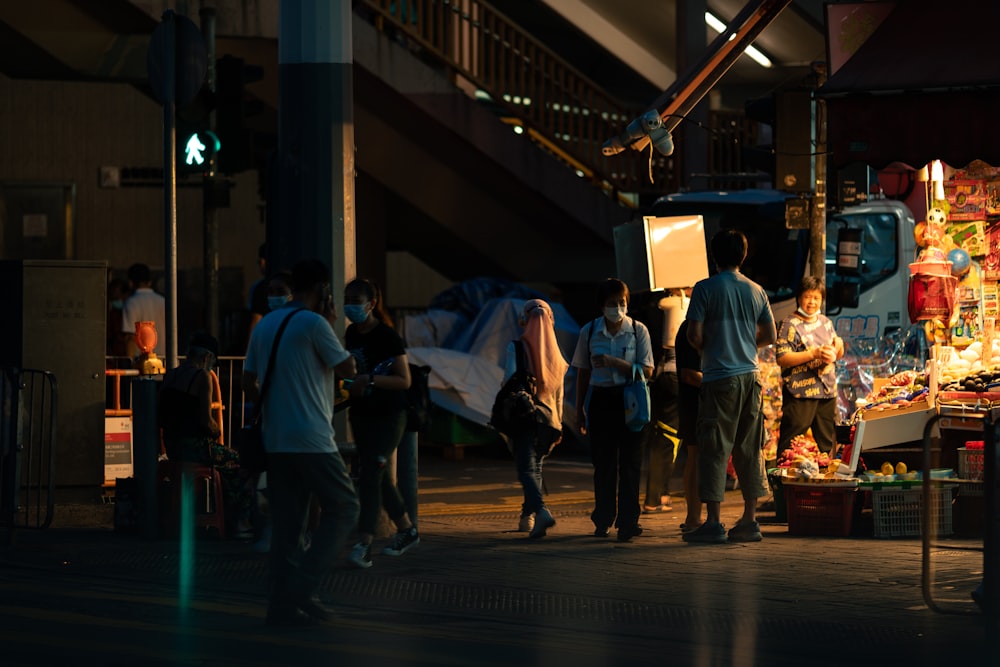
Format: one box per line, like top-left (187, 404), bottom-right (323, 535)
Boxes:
top-left (178, 130), bottom-right (220, 174)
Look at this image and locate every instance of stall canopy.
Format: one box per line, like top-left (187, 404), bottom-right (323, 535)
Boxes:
top-left (820, 0), bottom-right (1000, 170)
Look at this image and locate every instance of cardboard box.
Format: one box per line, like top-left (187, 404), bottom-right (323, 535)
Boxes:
top-left (859, 396), bottom-right (932, 420)
top-left (946, 220), bottom-right (987, 256)
top-left (945, 179), bottom-right (987, 221)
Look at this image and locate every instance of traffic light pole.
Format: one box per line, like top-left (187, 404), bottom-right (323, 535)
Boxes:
top-left (200, 7), bottom-right (220, 341)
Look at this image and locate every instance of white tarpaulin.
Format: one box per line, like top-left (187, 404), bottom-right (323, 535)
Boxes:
top-left (405, 347), bottom-right (504, 426)
top-left (403, 296), bottom-right (581, 426)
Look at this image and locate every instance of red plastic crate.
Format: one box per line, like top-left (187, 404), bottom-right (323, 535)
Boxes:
top-left (784, 483), bottom-right (857, 537)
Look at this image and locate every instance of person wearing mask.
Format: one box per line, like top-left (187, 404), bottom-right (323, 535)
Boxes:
top-left (572, 278), bottom-right (654, 542)
top-left (775, 276), bottom-right (845, 458)
top-left (266, 270), bottom-right (294, 312)
top-left (121, 263), bottom-right (166, 359)
top-left (242, 259), bottom-right (359, 626)
top-left (502, 299), bottom-right (567, 538)
top-left (342, 278), bottom-right (418, 569)
top-left (684, 230), bottom-right (776, 544)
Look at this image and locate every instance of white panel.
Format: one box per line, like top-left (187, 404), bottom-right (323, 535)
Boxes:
top-left (644, 215), bottom-right (710, 290)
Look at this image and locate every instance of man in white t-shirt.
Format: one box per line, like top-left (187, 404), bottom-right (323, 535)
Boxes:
top-left (121, 263), bottom-right (166, 359)
top-left (242, 259), bottom-right (358, 627)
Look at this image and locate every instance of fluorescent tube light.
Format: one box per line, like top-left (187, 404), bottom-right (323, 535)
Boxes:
top-left (705, 12), bottom-right (773, 68)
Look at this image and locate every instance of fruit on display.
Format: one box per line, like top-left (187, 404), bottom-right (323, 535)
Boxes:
top-left (938, 341), bottom-right (1000, 386)
top-left (938, 363), bottom-right (1000, 394)
top-left (881, 461), bottom-right (895, 476)
top-left (895, 461), bottom-right (907, 475)
top-left (777, 433), bottom-right (831, 470)
top-left (859, 370), bottom-right (929, 412)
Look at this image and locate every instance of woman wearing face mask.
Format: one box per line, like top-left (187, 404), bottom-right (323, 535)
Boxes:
top-left (774, 276), bottom-right (844, 459)
top-left (571, 278), bottom-right (654, 542)
top-left (342, 278), bottom-right (417, 569)
top-left (266, 271), bottom-right (293, 312)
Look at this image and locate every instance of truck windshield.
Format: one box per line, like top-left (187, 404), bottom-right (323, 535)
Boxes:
top-left (825, 212), bottom-right (899, 292)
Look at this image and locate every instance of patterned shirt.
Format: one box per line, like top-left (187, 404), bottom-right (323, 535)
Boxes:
top-left (776, 313), bottom-right (838, 399)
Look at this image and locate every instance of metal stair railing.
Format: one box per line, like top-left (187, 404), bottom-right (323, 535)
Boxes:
top-left (357, 0), bottom-right (681, 201)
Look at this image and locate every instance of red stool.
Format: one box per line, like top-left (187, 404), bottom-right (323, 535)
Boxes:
top-left (158, 461), bottom-right (226, 538)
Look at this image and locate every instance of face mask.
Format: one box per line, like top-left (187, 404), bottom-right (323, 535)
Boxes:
top-left (344, 303), bottom-right (370, 324)
top-left (267, 295), bottom-right (290, 311)
top-left (110, 299), bottom-right (124, 310)
top-left (604, 305), bottom-right (626, 323)
top-left (797, 306), bottom-right (818, 318)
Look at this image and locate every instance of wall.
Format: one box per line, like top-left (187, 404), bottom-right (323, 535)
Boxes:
top-left (0, 73), bottom-right (265, 351)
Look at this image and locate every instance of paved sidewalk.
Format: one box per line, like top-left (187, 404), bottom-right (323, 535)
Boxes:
top-left (0, 451), bottom-right (994, 665)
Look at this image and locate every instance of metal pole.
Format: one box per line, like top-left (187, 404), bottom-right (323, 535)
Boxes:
top-left (812, 64), bottom-right (828, 284)
top-left (162, 10), bottom-right (179, 370)
top-left (200, 7), bottom-right (220, 340)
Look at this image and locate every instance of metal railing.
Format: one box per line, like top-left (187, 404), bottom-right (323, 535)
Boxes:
top-left (358, 0), bottom-right (681, 199)
top-left (1, 368), bottom-right (57, 533)
top-left (104, 357), bottom-right (250, 451)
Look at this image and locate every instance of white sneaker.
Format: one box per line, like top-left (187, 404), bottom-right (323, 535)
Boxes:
top-left (518, 514), bottom-right (535, 532)
top-left (347, 542), bottom-right (373, 569)
top-left (529, 507), bottom-right (555, 539)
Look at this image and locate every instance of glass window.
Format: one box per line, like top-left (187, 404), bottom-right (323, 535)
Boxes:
top-left (826, 212), bottom-right (899, 291)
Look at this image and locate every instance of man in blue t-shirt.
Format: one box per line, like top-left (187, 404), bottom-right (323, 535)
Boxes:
top-left (684, 230), bottom-right (776, 544)
top-left (243, 259), bottom-right (358, 626)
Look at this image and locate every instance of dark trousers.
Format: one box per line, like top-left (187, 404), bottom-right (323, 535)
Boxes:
top-left (267, 451), bottom-right (360, 603)
top-left (587, 386), bottom-right (642, 530)
top-left (351, 409), bottom-right (409, 535)
top-left (777, 389), bottom-right (837, 456)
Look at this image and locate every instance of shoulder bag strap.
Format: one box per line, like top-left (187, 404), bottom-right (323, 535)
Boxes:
top-left (513, 339), bottom-right (526, 375)
top-left (253, 308), bottom-right (305, 420)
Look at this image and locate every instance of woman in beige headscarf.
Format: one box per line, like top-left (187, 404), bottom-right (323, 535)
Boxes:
top-left (502, 299), bottom-right (568, 538)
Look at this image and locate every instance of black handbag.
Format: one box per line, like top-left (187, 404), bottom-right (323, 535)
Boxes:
top-left (237, 308), bottom-right (303, 473)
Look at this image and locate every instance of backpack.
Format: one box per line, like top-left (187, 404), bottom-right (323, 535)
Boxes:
top-left (406, 363), bottom-right (432, 432)
top-left (490, 341), bottom-right (553, 437)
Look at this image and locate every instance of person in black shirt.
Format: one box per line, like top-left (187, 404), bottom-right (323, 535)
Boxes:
top-left (343, 279), bottom-right (418, 568)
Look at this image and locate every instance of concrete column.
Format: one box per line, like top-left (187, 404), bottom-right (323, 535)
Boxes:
top-left (274, 0), bottom-right (356, 298)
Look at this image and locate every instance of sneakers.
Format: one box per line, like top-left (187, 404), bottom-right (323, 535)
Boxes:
top-left (529, 507), bottom-right (555, 539)
top-left (727, 520), bottom-right (762, 543)
top-left (518, 514), bottom-right (535, 532)
top-left (682, 521), bottom-right (727, 544)
top-left (382, 527), bottom-right (420, 556)
top-left (347, 542), bottom-right (373, 569)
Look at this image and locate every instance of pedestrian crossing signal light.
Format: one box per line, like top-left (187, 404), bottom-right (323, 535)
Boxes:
top-left (179, 130), bottom-right (220, 173)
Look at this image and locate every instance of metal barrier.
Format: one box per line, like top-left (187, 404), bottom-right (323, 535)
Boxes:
top-left (0, 368), bottom-right (57, 533)
top-left (104, 357), bottom-right (248, 450)
top-left (921, 411), bottom-right (998, 617)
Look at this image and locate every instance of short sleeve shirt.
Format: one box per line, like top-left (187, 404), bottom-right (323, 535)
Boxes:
top-left (571, 317), bottom-right (654, 387)
top-left (687, 270), bottom-right (773, 383)
top-left (121, 287), bottom-right (166, 357)
top-left (245, 304), bottom-right (351, 454)
top-left (776, 313), bottom-right (838, 399)
top-left (345, 321), bottom-right (408, 416)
